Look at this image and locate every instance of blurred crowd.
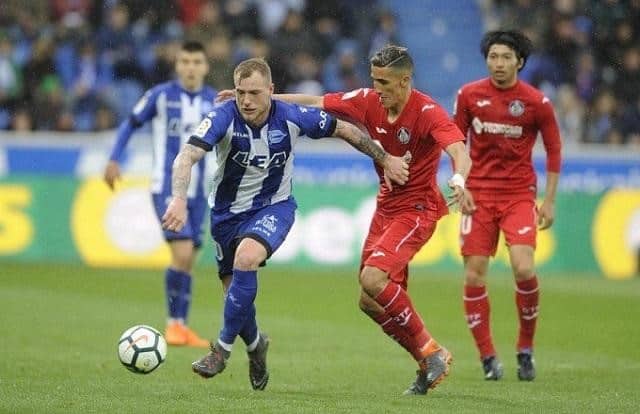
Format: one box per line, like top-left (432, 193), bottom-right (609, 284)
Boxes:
top-left (483, 0), bottom-right (640, 146)
top-left (0, 0), bottom-right (389, 132)
top-left (0, 0), bottom-right (638, 147)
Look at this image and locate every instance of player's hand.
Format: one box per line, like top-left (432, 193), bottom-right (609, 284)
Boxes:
top-left (446, 174), bottom-right (468, 211)
top-left (458, 188), bottom-right (476, 214)
top-left (215, 89), bottom-right (235, 103)
top-left (537, 200), bottom-right (555, 230)
top-left (103, 160), bottom-right (121, 191)
top-left (162, 197), bottom-right (188, 232)
top-left (382, 154), bottom-right (409, 190)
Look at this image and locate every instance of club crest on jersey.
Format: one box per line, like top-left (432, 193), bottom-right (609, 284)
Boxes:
top-left (396, 127), bottom-right (411, 144)
top-left (268, 129), bottom-right (287, 144)
top-left (509, 100), bottom-right (525, 117)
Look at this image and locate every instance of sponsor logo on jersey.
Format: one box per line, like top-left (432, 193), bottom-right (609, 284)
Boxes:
top-left (232, 131), bottom-right (250, 138)
top-left (476, 99), bottom-right (491, 107)
top-left (268, 129), bottom-right (287, 144)
top-left (472, 117), bottom-right (523, 138)
top-left (397, 127), bottom-right (411, 144)
top-left (509, 99), bottom-right (525, 117)
top-left (375, 127), bottom-right (388, 134)
top-left (232, 151), bottom-right (288, 169)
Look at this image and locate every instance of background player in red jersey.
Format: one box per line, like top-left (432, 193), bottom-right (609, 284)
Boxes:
top-left (453, 30), bottom-right (562, 381)
top-left (271, 45), bottom-right (472, 395)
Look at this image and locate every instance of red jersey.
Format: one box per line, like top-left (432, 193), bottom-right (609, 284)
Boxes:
top-left (453, 78), bottom-right (562, 200)
top-left (324, 88), bottom-right (464, 219)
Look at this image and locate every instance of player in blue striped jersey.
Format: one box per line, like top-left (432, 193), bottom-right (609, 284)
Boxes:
top-left (104, 41), bottom-right (215, 348)
top-left (162, 57), bottom-right (409, 389)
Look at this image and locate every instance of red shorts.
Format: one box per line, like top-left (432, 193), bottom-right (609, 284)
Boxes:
top-left (361, 210), bottom-right (438, 289)
top-left (460, 198), bottom-right (537, 257)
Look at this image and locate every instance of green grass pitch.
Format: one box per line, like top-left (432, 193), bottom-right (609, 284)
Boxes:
top-left (1, 262), bottom-right (639, 413)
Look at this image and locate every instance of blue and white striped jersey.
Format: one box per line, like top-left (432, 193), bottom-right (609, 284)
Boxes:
top-left (109, 80), bottom-right (217, 199)
top-left (188, 99), bottom-right (337, 220)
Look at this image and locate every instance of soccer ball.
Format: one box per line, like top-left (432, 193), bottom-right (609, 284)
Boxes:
top-left (117, 325), bottom-right (167, 374)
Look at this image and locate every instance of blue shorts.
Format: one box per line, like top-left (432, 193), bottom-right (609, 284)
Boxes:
top-left (152, 193), bottom-right (206, 248)
top-left (210, 199), bottom-right (296, 277)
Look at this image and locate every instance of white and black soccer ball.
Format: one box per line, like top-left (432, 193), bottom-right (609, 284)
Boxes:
top-left (117, 325), bottom-right (167, 374)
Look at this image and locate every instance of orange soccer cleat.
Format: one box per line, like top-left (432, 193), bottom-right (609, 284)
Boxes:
top-left (165, 321), bottom-right (187, 346)
top-left (165, 322), bottom-right (209, 347)
top-left (183, 325), bottom-right (210, 348)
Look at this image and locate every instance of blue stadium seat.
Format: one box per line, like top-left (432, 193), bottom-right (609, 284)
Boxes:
top-left (380, 0), bottom-right (486, 111)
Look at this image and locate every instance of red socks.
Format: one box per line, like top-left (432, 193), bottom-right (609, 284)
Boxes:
top-left (515, 276), bottom-right (539, 351)
top-left (463, 284), bottom-right (495, 359)
top-left (372, 313), bottom-right (422, 360)
top-left (374, 282), bottom-right (436, 360)
top-left (464, 276), bottom-right (540, 358)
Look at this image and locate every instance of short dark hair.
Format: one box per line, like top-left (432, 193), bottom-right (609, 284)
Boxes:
top-left (370, 45), bottom-right (414, 73)
top-left (181, 40), bottom-right (206, 54)
top-left (481, 30), bottom-right (533, 71)
top-left (234, 57), bottom-right (272, 83)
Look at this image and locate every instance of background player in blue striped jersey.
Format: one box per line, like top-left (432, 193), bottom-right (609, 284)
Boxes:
top-left (162, 57), bottom-right (409, 390)
top-left (104, 41), bottom-right (215, 348)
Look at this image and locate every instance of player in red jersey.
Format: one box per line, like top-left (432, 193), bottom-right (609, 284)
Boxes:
top-left (273, 45), bottom-right (472, 395)
top-left (453, 30), bottom-right (562, 381)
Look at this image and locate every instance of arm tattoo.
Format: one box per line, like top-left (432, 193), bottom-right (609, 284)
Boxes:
top-left (172, 144), bottom-right (206, 199)
top-left (335, 121), bottom-right (387, 164)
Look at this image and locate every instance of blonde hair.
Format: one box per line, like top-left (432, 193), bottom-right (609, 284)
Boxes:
top-left (234, 58), bottom-right (272, 84)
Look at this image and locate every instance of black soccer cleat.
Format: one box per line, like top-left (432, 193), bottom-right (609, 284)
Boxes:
top-left (517, 352), bottom-right (536, 381)
top-left (192, 342), bottom-right (230, 378)
top-left (247, 333), bottom-right (270, 391)
top-left (403, 348), bottom-right (453, 395)
top-left (482, 355), bottom-right (504, 380)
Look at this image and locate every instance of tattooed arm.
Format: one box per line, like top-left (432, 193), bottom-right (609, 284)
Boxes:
top-left (333, 119), bottom-right (409, 187)
top-left (162, 144), bottom-right (206, 232)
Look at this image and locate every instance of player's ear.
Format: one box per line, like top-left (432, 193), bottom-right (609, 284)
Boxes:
top-left (400, 74), bottom-right (410, 88)
top-left (517, 57), bottom-right (524, 71)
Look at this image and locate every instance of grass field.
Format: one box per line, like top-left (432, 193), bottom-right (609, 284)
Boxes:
top-left (1, 262), bottom-right (639, 413)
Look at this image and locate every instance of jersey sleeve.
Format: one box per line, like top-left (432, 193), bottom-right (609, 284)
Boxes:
top-left (323, 88), bottom-right (371, 124)
top-left (424, 105), bottom-right (466, 148)
top-left (293, 104), bottom-right (337, 139)
top-left (108, 87), bottom-right (159, 161)
top-left (452, 87), bottom-right (471, 139)
top-left (536, 96), bottom-right (562, 173)
top-left (129, 87), bottom-right (159, 126)
top-left (188, 103), bottom-right (234, 151)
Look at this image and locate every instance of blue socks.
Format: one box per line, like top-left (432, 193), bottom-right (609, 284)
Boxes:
top-left (165, 268), bottom-right (192, 322)
top-left (220, 269), bottom-right (258, 346)
top-left (239, 303), bottom-right (258, 347)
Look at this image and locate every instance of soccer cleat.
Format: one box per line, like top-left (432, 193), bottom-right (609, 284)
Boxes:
top-left (164, 321), bottom-right (187, 346)
top-left (482, 356), bottom-right (504, 380)
top-left (192, 342), bottom-right (230, 378)
top-left (517, 352), bottom-right (536, 381)
top-left (247, 333), bottom-right (270, 390)
top-left (183, 326), bottom-right (210, 348)
top-left (403, 348), bottom-right (453, 395)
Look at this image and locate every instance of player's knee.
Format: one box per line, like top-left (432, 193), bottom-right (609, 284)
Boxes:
top-left (171, 254), bottom-right (193, 273)
top-left (512, 262), bottom-right (535, 281)
top-left (464, 267), bottom-right (486, 286)
top-left (359, 266), bottom-right (387, 294)
top-left (233, 249), bottom-right (262, 271)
